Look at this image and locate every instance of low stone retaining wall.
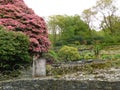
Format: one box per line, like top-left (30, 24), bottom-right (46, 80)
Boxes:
top-left (0, 79), bottom-right (120, 90)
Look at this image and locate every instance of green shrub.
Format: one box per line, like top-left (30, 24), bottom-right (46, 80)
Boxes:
top-left (101, 54), bottom-right (113, 60)
top-left (84, 52), bottom-right (95, 59)
top-left (74, 41), bottom-right (80, 45)
top-left (0, 27), bottom-right (31, 71)
top-left (58, 46), bottom-right (80, 61)
top-left (114, 54), bottom-right (120, 59)
top-left (43, 50), bottom-right (59, 63)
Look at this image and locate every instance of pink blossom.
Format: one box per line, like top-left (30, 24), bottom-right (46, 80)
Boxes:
top-left (0, 0), bottom-right (50, 58)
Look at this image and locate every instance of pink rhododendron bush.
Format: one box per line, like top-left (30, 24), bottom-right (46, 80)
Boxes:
top-left (0, 0), bottom-right (50, 58)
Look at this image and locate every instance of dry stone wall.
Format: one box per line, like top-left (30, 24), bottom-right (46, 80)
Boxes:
top-left (0, 79), bottom-right (120, 90)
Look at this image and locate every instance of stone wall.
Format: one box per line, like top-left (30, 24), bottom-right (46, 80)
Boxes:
top-left (0, 79), bottom-right (120, 90)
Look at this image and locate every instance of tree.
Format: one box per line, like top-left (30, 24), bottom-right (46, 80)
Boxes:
top-left (0, 0), bottom-right (50, 77)
top-left (100, 15), bottom-right (120, 35)
top-left (47, 16), bottom-right (62, 46)
top-left (47, 15), bottom-right (90, 45)
top-left (93, 0), bottom-right (118, 33)
top-left (82, 8), bottom-right (97, 31)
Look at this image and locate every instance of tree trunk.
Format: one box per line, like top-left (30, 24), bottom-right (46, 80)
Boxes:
top-left (32, 58), bottom-right (46, 77)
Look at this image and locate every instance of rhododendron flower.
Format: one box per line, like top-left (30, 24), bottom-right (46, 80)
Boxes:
top-left (0, 0), bottom-right (50, 59)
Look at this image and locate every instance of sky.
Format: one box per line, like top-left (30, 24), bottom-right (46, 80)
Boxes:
top-left (23, 0), bottom-right (97, 17)
top-left (23, 0), bottom-right (120, 30)
top-left (23, 0), bottom-right (120, 17)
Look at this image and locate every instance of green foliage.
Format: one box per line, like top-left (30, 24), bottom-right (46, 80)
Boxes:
top-left (94, 45), bottom-right (101, 57)
top-left (84, 52), bottom-right (95, 59)
top-left (58, 46), bottom-right (80, 61)
top-left (74, 41), bottom-right (80, 45)
top-left (114, 54), bottom-right (120, 59)
top-left (100, 54), bottom-right (113, 60)
top-left (44, 50), bottom-right (58, 63)
top-left (100, 54), bottom-right (120, 60)
top-left (47, 15), bottom-right (90, 46)
top-left (48, 13), bottom-right (120, 46)
top-left (0, 27), bottom-right (31, 71)
top-left (102, 34), bottom-right (120, 45)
